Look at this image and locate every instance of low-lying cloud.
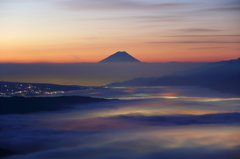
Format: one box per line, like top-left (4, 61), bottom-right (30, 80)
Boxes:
top-left (150, 41), bottom-right (240, 44)
top-left (0, 63), bottom-right (206, 86)
top-left (109, 113), bottom-right (240, 126)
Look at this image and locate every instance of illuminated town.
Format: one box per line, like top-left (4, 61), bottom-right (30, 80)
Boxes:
top-left (0, 82), bottom-right (96, 97)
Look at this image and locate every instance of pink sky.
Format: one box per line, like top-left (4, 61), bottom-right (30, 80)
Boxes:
top-left (0, 0), bottom-right (239, 63)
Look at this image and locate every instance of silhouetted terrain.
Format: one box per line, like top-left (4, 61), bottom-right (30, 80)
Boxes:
top-left (107, 58), bottom-right (240, 95)
top-left (146, 58), bottom-right (240, 86)
top-left (0, 81), bottom-right (101, 96)
top-left (99, 51), bottom-right (140, 63)
top-left (202, 72), bottom-right (240, 95)
top-left (0, 81), bottom-right (96, 91)
top-left (0, 148), bottom-right (18, 158)
top-left (0, 96), bottom-right (109, 114)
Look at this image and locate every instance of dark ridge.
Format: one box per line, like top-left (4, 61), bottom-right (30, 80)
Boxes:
top-left (106, 57), bottom-right (240, 92)
top-left (0, 81), bottom-right (103, 97)
top-left (0, 81), bottom-right (92, 92)
top-left (99, 51), bottom-right (141, 63)
top-left (0, 96), bottom-right (110, 114)
top-left (0, 148), bottom-right (18, 158)
top-left (202, 72), bottom-right (240, 95)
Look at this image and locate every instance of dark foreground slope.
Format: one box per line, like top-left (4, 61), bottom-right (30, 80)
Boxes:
top-left (0, 96), bottom-right (109, 114)
top-left (0, 148), bottom-right (18, 158)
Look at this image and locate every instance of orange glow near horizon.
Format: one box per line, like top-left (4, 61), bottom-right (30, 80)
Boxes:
top-left (1, 42), bottom-right (239, 63)
top-left (0, 0), bottom-right (240, 63)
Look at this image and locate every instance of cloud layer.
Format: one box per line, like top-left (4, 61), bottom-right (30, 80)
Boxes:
top-left (1, 87), bottom-right (240, 159)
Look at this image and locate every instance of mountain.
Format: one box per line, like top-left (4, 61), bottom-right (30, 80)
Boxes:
top-left (99, 51), bottom-right (141, 63)
top-left (202, 72), bottom-right (240, 94)
top-left (107, 58), bottom-right (240, 92)
top-left (145, 58), bottom-right (240, 86)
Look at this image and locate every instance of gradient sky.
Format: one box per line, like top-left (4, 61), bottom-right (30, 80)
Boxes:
top-left (0, 0), bottom-right (240, 63)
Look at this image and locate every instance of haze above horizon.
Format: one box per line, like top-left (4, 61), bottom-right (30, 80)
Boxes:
top-left (0, 0), bottom-right (240, 63)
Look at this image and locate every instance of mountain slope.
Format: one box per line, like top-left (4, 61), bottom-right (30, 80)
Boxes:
top-left (107, 58), bottom-right (240, 89)
top-left (146, 58), bottom-right (240, 86)
top-left (202, 72), bottom-right (240, 94)
top-left (99, 51), bottom-right (141, 63)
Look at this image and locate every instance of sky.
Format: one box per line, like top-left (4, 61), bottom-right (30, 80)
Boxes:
top-left (0, 0), bottom-right (240, 63)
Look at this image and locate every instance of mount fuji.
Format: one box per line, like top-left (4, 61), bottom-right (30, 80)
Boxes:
top-left (99, 51), bottom-right (141, 63)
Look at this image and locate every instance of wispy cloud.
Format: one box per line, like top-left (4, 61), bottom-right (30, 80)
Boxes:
top-left (56, 0), bottom-right (189, 11)
top-left (179, 28), bottom-right (220, 33)
top-left (187, 47), bottom-right (225, 50)
top-left (201, 0), bottom-right (240, 12)
top-left (149, 41), bottom-right (240, 44)
top-left (85, 15), bottom-right (184, 23)
top-left (204, 7), bottom-right (240, 12)
top-left (72, 55), bottom-right (80, 60)
top-left (109, 113), bottom-right (240, 125)
top-left (166, 35), bottom-right (240, 37)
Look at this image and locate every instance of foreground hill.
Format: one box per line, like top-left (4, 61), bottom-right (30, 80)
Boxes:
top-left (0, 96), bottom-right (109, 114)
top-left (0, 148), bottom-right (18, 158)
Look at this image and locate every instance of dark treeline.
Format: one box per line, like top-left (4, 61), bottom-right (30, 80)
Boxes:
top-left (0, 96), bottom-right (109, 114)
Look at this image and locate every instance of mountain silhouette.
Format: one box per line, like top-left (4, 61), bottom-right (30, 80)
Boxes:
top-left (202, 72), bottom-right (240, 94)
top-left (106, 58), bottom-right (240, 95)
top-left (144, 58), bottom-right (240, 86)
top-left (99, 51), bottom-right (141, 63)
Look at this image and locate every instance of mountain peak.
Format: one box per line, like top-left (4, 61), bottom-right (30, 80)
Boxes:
top-left (99, 51), bottom-right (141, 63)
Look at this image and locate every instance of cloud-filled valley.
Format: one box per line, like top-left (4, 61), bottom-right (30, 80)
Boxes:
top-left (1, 86), bottom-right (240, 159)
